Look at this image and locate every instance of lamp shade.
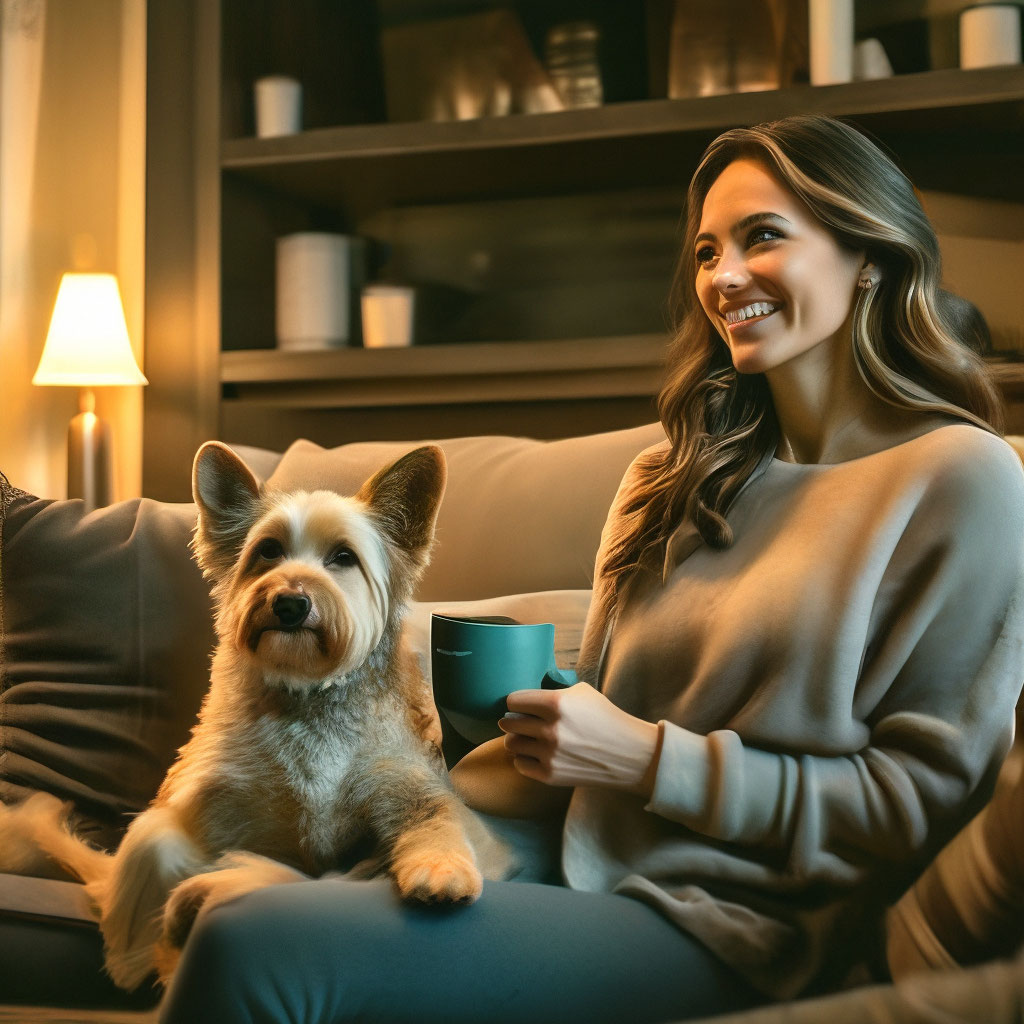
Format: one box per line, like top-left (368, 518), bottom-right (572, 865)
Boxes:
top-left (32, 273), bottom-right (148, 387)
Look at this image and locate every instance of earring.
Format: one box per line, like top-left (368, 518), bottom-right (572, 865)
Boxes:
top-left (859, 263), bottom-right (879, 290)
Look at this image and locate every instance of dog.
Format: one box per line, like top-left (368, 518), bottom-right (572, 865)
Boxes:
top-left (7, 441), bottom-right (511, 990)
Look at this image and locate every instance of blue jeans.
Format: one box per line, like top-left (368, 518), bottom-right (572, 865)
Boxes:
top-left (159, 876), bottom-right (762, 1024)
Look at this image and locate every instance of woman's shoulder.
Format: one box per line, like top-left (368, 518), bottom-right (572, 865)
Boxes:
top-left (899, 424), bottom-right (1024, 537)
top-left (905, 423), bottom-right (1024, 490)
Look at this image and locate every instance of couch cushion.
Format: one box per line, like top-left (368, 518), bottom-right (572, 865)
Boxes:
top-left (0, 478), bottom-right (213, 848)
top-left (266, 423), bottom-right (666, 601)
top-left (0, 873), bottom-right (160, 1011)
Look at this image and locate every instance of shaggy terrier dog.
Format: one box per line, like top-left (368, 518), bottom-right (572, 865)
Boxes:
top-left (6, 441), bottom-right (510, 990)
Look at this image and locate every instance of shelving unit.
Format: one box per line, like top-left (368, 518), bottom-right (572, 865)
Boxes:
top-left (140, 1), bottom-right (1024, 500)
top-left (220, 65), bottom-right (1024, 210)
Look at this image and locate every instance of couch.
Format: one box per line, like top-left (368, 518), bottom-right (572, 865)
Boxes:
top-left (4, 421), bottom-right (1022, 1024)
top-left (0, 422), bottom-right (666, 1020)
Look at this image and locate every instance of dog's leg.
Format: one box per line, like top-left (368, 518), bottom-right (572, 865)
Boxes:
top-left (352, 756), bottom-right (504, 904)
top-left (156, 851), bottom-right (308, 982)
top-left (99, 804), bottom-right (209, 991)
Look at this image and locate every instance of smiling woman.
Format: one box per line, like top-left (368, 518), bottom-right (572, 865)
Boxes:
top-left (159, 116), bottom-right (1024, 1024)
top-left (597, 114), bottom-right (1004, 582)
top-left (489, 115), bottom-right (1024, 1006)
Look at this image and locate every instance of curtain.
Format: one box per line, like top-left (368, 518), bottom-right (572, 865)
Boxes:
top-left (0, 0), bottom-right (52, 497)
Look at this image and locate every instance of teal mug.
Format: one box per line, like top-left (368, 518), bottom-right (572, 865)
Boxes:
top-left (430, 613), bottom-right (577, 747)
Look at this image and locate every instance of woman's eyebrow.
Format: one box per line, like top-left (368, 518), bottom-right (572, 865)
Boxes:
top-left (695, 211), bottom-right (792, 247)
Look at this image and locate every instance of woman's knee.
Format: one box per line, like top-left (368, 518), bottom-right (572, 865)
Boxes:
top-left (160, 897), bottom-right (282, 1024)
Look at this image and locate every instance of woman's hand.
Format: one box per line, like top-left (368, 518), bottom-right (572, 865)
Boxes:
top-left (499, 683), bottom-right (662, 797)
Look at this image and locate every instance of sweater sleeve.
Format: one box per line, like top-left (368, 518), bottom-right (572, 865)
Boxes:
top-left (646, 436), bottom-right (1024, 882)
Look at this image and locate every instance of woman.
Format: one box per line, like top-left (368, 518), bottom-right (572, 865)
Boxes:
top-left (161, 115), bottom-right (1024, 1023)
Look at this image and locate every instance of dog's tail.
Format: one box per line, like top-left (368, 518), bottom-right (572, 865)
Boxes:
top-left (0, 792), bottom-right (113, 889)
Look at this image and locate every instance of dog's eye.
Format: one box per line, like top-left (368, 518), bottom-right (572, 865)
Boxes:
top-left (327, 546), bottom-right (358, 569)
top-left (256, 538), bottom-right (284, 560)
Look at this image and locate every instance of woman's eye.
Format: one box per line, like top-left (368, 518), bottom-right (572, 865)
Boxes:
top-left (328, 547), bottom-right (358, 569)
top-left (747, 227), bottom-right (782, 247)
top-left (256, 538), bottom-right (283, 560)
top-left (695, 245), bottom-right (717, 266)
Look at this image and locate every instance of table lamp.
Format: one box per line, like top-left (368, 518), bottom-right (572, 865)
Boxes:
top-left (32, 272), bottom-right (148, 511)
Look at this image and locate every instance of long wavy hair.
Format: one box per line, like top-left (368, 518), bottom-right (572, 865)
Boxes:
top-left (601, 114), bottom-right (1003, 603)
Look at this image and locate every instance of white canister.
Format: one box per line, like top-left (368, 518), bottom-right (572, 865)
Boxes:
top-left (276, 233), bottom-right (361, 350)
top-left (361, 285), bottom-right (417, 349)
top-left (809, 0), bottom-right (855, 85)
top-left (960, 4), bottom-right (1022, 69)
top-left (254, 75), bottom-right (302, 138)
top-left (854, 38), bottom-right (894, 80)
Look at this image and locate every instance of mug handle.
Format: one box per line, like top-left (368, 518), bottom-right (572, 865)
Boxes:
top-left (542, 667), bottom-right (577, 689)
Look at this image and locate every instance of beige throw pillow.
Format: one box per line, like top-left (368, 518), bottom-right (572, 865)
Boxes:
top-left (266, 423), bottom-right (666, 601)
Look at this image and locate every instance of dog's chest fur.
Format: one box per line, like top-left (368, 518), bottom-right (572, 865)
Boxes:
top-left (165, 657), bottom-right (431, 875)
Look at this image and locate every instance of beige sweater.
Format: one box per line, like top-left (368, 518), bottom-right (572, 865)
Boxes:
top-left (563, 424), bottom-right (1024, 999)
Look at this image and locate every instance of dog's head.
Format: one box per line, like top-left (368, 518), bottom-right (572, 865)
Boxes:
top-left (191, 442), bottom-right (446, 689)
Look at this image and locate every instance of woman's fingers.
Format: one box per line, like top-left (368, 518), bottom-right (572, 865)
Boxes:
top-left (505, 687), bottom-right (564, 716)
top-left (502, 730), bottom-right (544, 759)
top-left (497, 712), bottom-right (548, 739)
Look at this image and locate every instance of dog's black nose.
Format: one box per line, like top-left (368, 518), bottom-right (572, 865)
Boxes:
top-left (272, 593), bottom-right (311, 628)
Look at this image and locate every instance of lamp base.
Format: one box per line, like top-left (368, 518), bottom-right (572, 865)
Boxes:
top-left (67, 391), bottom-right (113, 512)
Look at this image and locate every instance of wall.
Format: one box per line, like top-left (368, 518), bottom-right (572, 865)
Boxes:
top-left (927, 192), bottom-right (1024, 353)
top-left (0, 0), bottom-right (145, 501)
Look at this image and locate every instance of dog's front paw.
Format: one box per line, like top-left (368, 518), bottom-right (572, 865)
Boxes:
top-left (392, 848), bottom-right (483, 904)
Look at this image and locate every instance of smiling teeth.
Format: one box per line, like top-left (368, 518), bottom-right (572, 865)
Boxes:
top-left (726, 302), bottom-right (778, 325)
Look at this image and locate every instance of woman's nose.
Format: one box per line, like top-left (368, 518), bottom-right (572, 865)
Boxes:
top-left (713, 251), bottom-right (749, 293)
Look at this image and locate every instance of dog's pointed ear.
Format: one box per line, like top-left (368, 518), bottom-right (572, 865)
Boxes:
top-left (192, 442), bottom-right (262, 578)
top-left (356, 446), bottom-right (446, 555)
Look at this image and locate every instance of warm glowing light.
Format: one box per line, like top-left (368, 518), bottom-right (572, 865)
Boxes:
top-left (32, 273), bottom-right (147, 387)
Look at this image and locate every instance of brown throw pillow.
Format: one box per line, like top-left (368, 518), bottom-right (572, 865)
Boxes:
top-left (0, 475), bottom-right (212, 850)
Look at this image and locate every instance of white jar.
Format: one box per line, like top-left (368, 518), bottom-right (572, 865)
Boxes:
top-left (960, 4), bottom-right (1022, 69)
top-left (276, 233), bottom-right (364, 350)
top-left (809, 0), bottom-right (855, 85)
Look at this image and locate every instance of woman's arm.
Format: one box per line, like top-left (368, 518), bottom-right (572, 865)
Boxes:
top-left (635, 441), bottom-right (1024, 878)
top-left (505, 435), bottom-right (1024, 883)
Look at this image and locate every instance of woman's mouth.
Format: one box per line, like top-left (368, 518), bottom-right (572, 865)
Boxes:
top-left (724, 301), bottom-right (780, 331)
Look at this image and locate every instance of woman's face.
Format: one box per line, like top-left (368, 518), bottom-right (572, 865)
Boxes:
top-left (694, 158), bottom-right (864, 377)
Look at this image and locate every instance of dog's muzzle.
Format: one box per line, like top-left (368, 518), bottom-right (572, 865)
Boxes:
top-left (240, 579), bottom-right (334, 672)
top-left (272, 590), bottom-right (311, 629)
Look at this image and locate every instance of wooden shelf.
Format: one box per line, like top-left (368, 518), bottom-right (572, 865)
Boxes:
top-left (220, 67), bottom-right (1024, 212)
top-left (142, 2), bottom-right (1024, 500)
top-left (221, 338), bottom-right (1024, 411)
top-left (221, 334), bottom-right (668, 408)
